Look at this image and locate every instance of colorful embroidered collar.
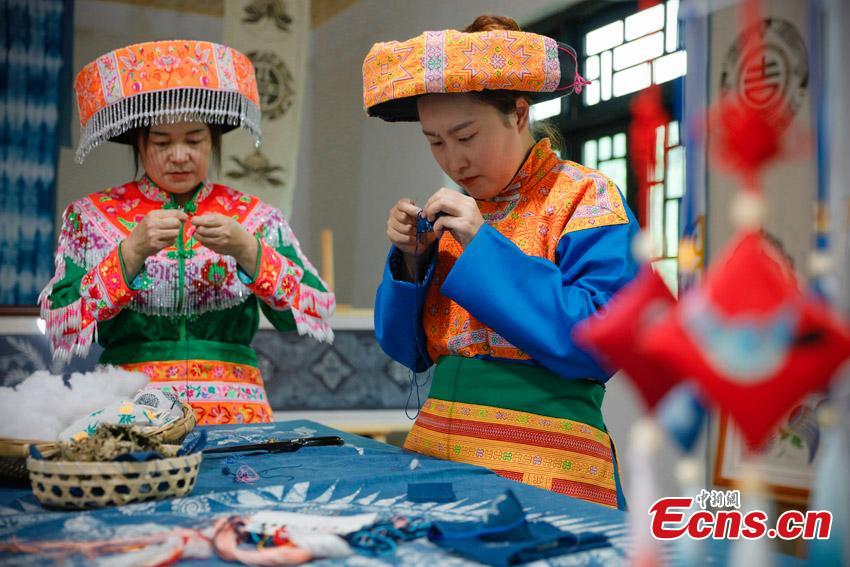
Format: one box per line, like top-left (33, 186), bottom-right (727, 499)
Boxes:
top-left (492, 138), bottom-right (560, 201)
top-left (137, 176), bottom-right (214, 210)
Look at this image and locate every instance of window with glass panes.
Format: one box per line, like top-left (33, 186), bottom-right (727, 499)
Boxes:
top-left (583, 1), bottom-right (686, 106)
top-left (528, 0), bottom-right (686, 294)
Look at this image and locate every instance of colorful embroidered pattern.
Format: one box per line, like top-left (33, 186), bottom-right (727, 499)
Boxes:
top-left (122, 359), bottom-right (264, 385)
top-left (75, 40), bottom-right (259, 125)
top-left (363, 30), bottom-right (560, 111)
top-left (423, 139), bottom-right (629, 363)
top-left (38, 243), bottom-right (138, 362)
top-left (73, 40), bottom-right (261, 162)
top-left (243, 243), bottom-right (334, 343)
top-left (79, 246), bottom-right (137, 321)
top-left (247, 244), bottom-right (305, 310)
top-left (404, 398), bottom-right (618, 508)
top-left (40, 179), bottom-right (336, 363)
top-left (193, 401), bottom-right (271, 425)
top-left (123, 359), bottom-right (272, 425)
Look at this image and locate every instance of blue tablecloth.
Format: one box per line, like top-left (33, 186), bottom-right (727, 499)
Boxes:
top-left (0, 420), bottom-right (805, 566)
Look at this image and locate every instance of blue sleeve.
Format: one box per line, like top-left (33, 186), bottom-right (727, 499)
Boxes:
top-left (374, 246), bottom-right (435, 372)
top-left (440, 211), bottom-right (639, 381)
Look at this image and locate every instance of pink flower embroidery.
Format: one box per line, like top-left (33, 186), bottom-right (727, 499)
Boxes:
top-left (119, 52), bottom-right (144, 72)
top-left (187, 44), bottom-right (214, 67)
top-left (155, 55), bottom-right (179, 72)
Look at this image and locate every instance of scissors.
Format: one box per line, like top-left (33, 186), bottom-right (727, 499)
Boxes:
top-left (203, 436), bottom-right (345, 454)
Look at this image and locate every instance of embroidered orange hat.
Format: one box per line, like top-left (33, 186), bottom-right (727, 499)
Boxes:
top-left (363, 30), bottom-right (588, 121)
top-left (73, 40), bottom-right (261, 163)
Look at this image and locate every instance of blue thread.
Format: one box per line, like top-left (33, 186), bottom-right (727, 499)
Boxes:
top-left (416, 211), bottom-right (446, 233)
top-left (221, 454), bottom-right (246, 476)
top-left (346, 516), bottom-right (431, 558)
top-left (405, 214), bottom-right (437, 421)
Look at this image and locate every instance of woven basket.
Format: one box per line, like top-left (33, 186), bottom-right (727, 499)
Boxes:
top-left (0, 402), bottom-right (196, 485)
top-left (27, 450), bottom-right (202, 509)
top-left (143, 401), bottom-right (197, 444)
top-left (0, 439), bottom-right (59, 485)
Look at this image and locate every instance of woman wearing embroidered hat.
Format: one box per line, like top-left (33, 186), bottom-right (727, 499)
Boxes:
top-left (40, 40), bottom-right (335, 425)
top-left (367, 16), bottom-right (639, 509)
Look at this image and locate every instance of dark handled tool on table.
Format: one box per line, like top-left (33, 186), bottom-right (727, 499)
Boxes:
top-left (203, 436), bottom-right (345, 454)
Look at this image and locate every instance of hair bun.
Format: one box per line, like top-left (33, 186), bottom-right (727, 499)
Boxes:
top-left (464, 14), bottom-right (522, 33)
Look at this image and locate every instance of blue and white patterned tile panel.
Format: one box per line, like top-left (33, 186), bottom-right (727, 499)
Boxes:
top-left (0, 329), bottom-right (425, 411)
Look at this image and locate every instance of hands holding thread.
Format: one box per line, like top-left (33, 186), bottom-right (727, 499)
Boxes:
top-left (121, 212), bottom-right (258, 280)
top-left (191, 214), bottom-right (258, 277)
top-left (120, 209), bottom-right (189, 279)
top-left (421, 188), bottom-right (484, 247)
top-left (386, 190), bottom-right (484, 281)
top-left (386, 198), bottom-right (438, 256)
top-left (387, 198), bottom-right (438, 281)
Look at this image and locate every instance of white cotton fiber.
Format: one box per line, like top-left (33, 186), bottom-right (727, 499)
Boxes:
top-left (0, 366), bottom-right (149, 441)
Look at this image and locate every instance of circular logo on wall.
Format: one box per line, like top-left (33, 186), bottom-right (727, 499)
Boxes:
top-left (248, 50), bottom-right (295, 120)
top-left (719, 18), bottom-right (808, 130)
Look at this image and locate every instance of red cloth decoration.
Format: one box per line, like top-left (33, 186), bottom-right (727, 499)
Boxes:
top-left (629, 84), bottom-right (669, 226)
top-left (708, 95), bottom-right (789, 191)
top-left (638, 0), bottom-right (662, 9)
top-left (573, 266), bottom-right (681, 410)
top-left (705, 0), bottom-right (792, 191)
top-left (640, 231), bottom-right (850, 448)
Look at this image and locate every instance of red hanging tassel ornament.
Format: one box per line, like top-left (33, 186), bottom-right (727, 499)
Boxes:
top-left (629, 84), bottom-right (669, 227)
top-left (708, 94), bottom-right (789, 192)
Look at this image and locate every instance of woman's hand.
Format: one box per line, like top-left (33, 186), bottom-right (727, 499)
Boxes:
top-left (422, 188), bottom-right (484, 248)
top-left (387, 198), bottom-right (437, 281)
top-left (121, 209), bottom-right (189, 278)
top-left (387, 198), bottom-right (436, 255)
top-left (191, 214), bottom-right (259, 277)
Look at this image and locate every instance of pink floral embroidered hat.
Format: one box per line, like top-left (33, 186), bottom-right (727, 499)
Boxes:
top-left (73, 40), bottom-right (261, 163)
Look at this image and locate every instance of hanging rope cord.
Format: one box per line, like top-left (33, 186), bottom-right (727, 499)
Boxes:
top-left (404, 212), bottom-right (435, 420)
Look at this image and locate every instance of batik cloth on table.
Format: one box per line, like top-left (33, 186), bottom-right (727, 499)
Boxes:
top-left (0, 420), bottom-right (810, 566)
top-left (375, 139), bottom-right (639, 508)
top-left (39, 176), bottom-right (334, 425)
